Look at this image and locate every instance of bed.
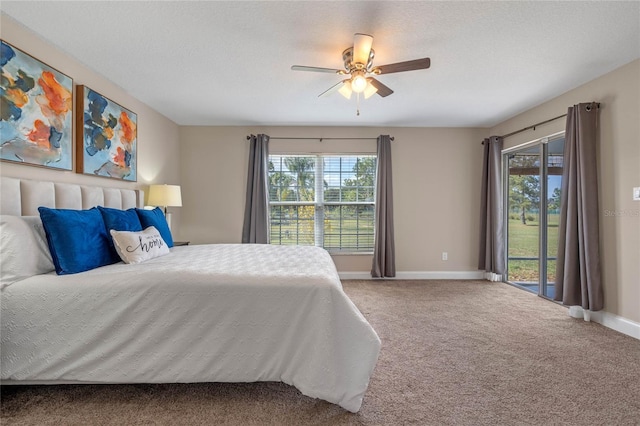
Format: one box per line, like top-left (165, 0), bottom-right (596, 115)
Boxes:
top-left (0, 176), bottom-right (381, 413)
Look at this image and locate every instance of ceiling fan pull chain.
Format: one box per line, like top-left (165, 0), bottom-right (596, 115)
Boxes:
top-left (357, 92), bottom-right (361, 116)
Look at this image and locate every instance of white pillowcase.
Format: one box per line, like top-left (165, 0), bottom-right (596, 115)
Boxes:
top-left (1, 215), bottom-right (55, 288)
top-left (110, 226), bottom-right (170, 264)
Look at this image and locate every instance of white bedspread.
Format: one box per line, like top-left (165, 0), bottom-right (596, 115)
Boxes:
top-left (1, 244), bottom-right (380, 412)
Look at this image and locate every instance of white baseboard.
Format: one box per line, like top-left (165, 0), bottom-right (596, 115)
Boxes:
top-left (568, 306), bottom-right (640, 340)
top-left (338, 270), bottom-right (485, 280)
top-left (395, 271), bottom-right (485, 280)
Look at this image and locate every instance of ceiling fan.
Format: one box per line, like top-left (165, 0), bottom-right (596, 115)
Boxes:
top-left (291, 33), bottom-right (431, 101)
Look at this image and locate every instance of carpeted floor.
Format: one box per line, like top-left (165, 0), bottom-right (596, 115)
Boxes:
top-left (2, 279), bottom-right (639, 425)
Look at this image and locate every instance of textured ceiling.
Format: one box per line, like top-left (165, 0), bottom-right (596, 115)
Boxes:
top-left (2, 1), bottom-right (639, 127)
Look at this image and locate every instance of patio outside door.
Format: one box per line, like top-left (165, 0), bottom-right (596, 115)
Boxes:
top-left (504, 135), bottom-right (564, 299)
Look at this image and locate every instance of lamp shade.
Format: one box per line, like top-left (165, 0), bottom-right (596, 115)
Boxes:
top-left (363, 79), bottom-right (378, 99)
top-left (148, 184), bottom-right (182, 208)
top-left (338, 81), bottom-right (353, 99)
top-left (353, 33), bottom-right (373, 65)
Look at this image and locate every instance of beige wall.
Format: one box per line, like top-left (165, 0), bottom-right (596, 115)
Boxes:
top-left (4, 10), bottom-right (636, 323)
top-left (179, 126), bottom-right (487, 273)
top-left (0, 14), bottom-right (181, 232)
top-left (490, 59), bottom-right (640, 324)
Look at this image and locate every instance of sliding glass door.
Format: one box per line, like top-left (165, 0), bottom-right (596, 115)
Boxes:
top-left (506, 145), bottom-right (540, 291)
top-left (543, 137), bottom-right (564, 298)
top-left (504, 134), bottom-right (564, 299)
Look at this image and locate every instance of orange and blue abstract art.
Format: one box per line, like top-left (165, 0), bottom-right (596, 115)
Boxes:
top-left (77, 85), bottom-right (137, 181)
top-left (0, 40), bottom-right (73, 170)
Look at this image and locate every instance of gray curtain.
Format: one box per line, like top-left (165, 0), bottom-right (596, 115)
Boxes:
top-left (555, 102), bottom-right (603, 311)
top-left (242, 134), bottom-right (270, 244)
top-left (478, 136), bottom-right (505, 276)
top-left (371, 135), bottom-right (396, 278)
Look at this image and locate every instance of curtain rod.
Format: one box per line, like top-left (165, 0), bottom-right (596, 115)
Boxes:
top-left (500, 113), bottom-right (567, 139)
top-left (499, 103), bottom-right (600, 140)
top-left (246, 136), bottom-right (393, 141)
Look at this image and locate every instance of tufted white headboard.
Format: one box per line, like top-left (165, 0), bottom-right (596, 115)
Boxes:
top-left (0, 176), bottom-right (144, 216)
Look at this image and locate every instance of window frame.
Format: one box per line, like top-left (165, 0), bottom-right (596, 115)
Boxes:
top-left (268, 153), bottom-right (377, 254)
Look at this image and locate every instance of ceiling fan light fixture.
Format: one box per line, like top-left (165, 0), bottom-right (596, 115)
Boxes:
top-left (353, 33), bottom-right (374, 65)
top-left (351, 71), bottom-right (367, 93)
top-left (363, 80), bottom-right (378, 99)
top-left (338, 81), bottom-right (353, 99)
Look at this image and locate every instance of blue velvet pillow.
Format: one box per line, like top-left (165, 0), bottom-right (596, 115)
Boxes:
top-left (38, 207), bottom-right (121, 275)
top-left (98, 206), bottom-right (143, 259)
top-left (136, 207), bottom-right (174, 247)
top-left (98, 206), bottom-right (142, 232)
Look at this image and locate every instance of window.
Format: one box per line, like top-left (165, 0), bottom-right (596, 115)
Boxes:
top-left (268, 154), bottom-right (376, 253)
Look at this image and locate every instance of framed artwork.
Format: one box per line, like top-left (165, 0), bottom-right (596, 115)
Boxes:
top-left (0, 40), bottom-right (73, 170)
top-left (76, 85), bottom-right (137, 181)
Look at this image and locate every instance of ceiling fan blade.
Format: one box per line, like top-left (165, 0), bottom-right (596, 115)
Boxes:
top-left (353, 33), bottom-right (373, 64)
top-left (318, 80), bottom-right (348, 97)
top-left (291, 65), bottom-right (343, 74)
top-left (368, 77), bottom-right (394, 97)
top-left (374, 57), bottom-right (431, 74)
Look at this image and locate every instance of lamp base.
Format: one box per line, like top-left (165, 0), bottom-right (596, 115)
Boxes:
top-left (165, 212), bottom-right (173, 231)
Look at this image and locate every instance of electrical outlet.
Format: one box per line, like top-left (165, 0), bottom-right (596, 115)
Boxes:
top-left (442, 252), bottom-right (448, 261)
top-left (633, 187), bottom-right (640, 201)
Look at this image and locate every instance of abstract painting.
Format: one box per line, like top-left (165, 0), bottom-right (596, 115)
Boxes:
top-left (77, 85), bottom-right (137, 181)
top-left (0, 40), bottom-right (73, 170)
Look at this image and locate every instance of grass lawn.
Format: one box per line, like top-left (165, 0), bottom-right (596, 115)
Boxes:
top-left (271, 210), bottom-right (561, 278)
top-left (270, 217), bottom-right (374, 251)
top-left (508, 213), bottom-right (559, 283)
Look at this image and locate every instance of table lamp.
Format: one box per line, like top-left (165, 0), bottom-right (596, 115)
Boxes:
top-left (148, 184), bottom-right (182, 230)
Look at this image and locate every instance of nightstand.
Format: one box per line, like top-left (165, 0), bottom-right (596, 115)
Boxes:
top-left (173, 241), bottom-right (190, 246)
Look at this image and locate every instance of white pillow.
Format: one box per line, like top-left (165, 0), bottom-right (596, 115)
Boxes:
top-left (1, 215), bottom-right (55, 288)
top-left (110, 226), bottom-right (170, 264)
